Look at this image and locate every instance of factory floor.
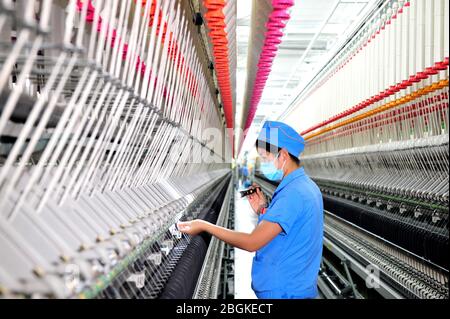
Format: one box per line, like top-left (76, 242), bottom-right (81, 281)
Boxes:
top-left (233, 184), bottom-right (258, 299)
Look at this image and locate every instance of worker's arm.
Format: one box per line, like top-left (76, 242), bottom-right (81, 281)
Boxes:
top-left (177, 220), bottom-right (282, 252)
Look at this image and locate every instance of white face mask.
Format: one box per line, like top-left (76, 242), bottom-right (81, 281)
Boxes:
top-left (260, 152), bottom-right (286, 181)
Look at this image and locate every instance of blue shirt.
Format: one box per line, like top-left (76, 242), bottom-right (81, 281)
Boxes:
top-left (251, 167), bottom-right (324, 299)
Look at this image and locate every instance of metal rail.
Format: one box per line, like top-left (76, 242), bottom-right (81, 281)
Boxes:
top-left (193, 177), bottom-right (233, 299)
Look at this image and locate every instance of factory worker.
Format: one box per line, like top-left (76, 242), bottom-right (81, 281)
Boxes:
top-left (178, 121), bottom-right (323, 299)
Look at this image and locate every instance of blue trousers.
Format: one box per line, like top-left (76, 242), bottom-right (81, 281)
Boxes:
top-left (255, 290), bottom-right (317, 299)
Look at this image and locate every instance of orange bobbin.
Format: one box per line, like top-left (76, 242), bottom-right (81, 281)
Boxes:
top-left (203, 0), bottom-right (234, 133)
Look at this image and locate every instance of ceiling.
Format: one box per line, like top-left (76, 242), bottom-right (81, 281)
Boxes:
top-left (235, 0), bottom-right (379, 159)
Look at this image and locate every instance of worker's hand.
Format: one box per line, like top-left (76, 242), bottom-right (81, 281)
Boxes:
top-left (177, 220), bottom-right (208, 236)
top-left (247, 183), bottom-right (267, 214)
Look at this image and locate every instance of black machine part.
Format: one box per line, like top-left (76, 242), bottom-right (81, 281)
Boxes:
top-left (240, 187), bottom-right (261, 198)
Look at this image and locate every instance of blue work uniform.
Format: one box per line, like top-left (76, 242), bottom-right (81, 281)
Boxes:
top-left (242, 166), bottom-right (249, 177)
top-left (251, 167), bottom-right (324, 299)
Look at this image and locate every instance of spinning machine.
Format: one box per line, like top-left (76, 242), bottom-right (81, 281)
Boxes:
top-left (275, 0), bottom-right (449, 299)
top-left (0, 0), bottom-right (235, 298)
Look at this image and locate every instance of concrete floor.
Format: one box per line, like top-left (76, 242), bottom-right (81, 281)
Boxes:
top-left (233, 186), bottom-right (258, 299)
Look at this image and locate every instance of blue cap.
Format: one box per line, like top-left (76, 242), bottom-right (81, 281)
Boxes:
top-left (257, 121), bottom-right (305, 157)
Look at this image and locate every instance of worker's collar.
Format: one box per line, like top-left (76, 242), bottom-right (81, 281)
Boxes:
top-left (274, 166), bottom-right (305, 196)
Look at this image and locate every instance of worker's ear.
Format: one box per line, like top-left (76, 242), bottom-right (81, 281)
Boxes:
top-left (278, 148), bottom-right (289, 165)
